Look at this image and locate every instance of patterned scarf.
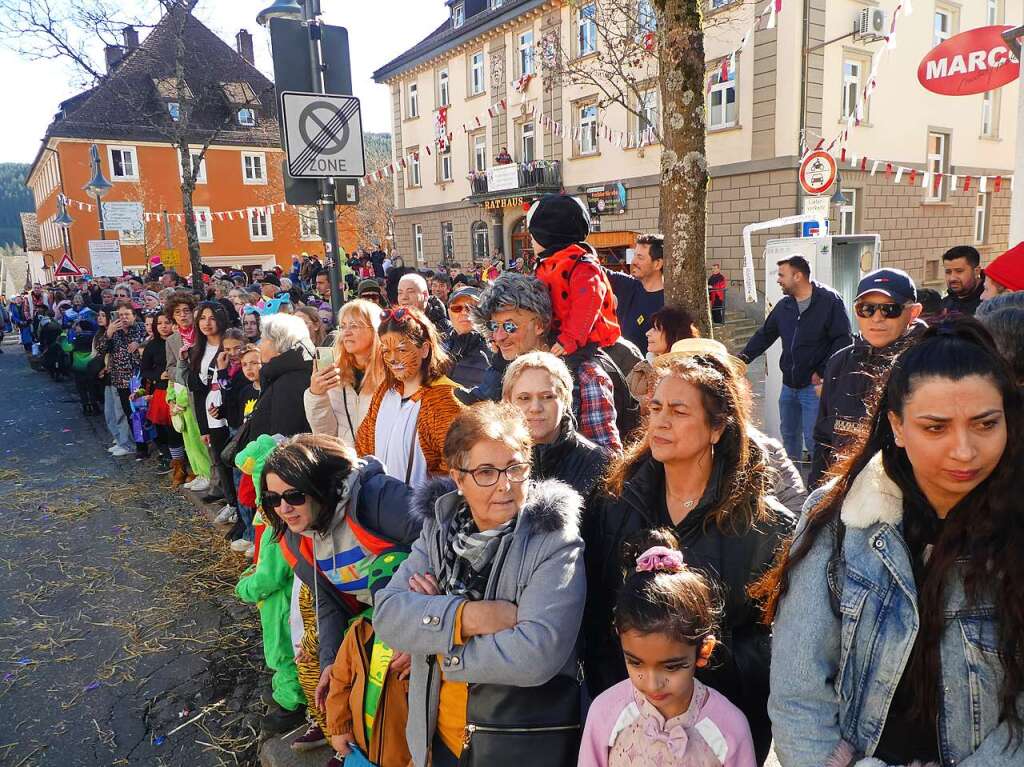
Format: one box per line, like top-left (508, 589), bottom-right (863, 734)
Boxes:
top-left (438, 504), bottom-right (515, 601)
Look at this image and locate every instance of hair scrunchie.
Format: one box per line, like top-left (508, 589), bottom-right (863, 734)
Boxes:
top-left (635, 546), bottom-right (685, 573)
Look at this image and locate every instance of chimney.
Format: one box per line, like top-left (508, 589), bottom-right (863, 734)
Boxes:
top-left (122, 25), bottom-right (139, 50)
top-left (104, 44), bottom-right (124, 73)
top-left (235, 29), bottom-right (254, 65)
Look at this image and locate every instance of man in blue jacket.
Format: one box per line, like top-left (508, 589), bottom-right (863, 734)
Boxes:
top-left (738, 256), bottom-right (852, 465)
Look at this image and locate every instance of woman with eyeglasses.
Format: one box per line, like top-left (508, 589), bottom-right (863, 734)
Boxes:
top-left (305, 299), bottom-right (386, 448)
top-left (374, 401), bottom-right (586, 767)
top-left (260, 433), bottom-right (422, 746)
top-left (355, 306), bottom-right (462, 487)
top-left (444, 285), bottom-right (492, 390)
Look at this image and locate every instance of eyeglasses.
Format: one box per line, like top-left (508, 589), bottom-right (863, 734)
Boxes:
top-left (855, 302), bottom-right (906, 319)
top-left (449, 304), bottom-right (473, 315)
top-left (487, 319), bottom-right (519, 335)
top-left (262, 489), bottom-right (308, 509)
top-left (339, 322), bottom-right (370, 332)
top-left (457, 462), bottom-right (531, 487)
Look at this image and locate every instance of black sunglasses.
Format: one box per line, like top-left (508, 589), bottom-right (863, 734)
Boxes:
top-left (263, 489), bottom-right (308, 509)
top-left (855, 302), bottom-right (906, 319)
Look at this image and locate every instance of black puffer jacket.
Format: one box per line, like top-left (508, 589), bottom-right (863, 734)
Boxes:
top-left (532, 421), bottom-right (609, 502)
top-left (446, 330), bottom-right (492, 390)
top-left (247, 348), bottom-right (313, 439)
top-left (582, 451), bottom-right (794, 765)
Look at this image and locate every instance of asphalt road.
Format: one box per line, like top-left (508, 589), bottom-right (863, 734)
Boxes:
top-left (0, 340), bottom-right (267, 766)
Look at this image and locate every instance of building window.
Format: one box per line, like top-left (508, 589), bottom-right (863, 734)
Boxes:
top-left (975, 192), bottom-right (991, 243)
top-left (440, 148), bottom-right (453, 182)
top-left (519, 30), bottom-right (535, 76)
top-left (438, 68), bottom-right (450, 107)
top-left (183, 152), bottom-right (207, 184)
top-left (578, 103), bottom-right (598, 155)
top-left (578, 3), bottom-right (597, 56)
top-left (470, 52), bottom-right (485, 96)
top-left (472, 221), bottom-right (490, 262)
top-left (981, 90), bottom-right (1000, 137)
top-left (452, 2), bottom-right (464, 28)
top-left (193, 206), bottom-right (213, 243)
top-left (242, 151), bottom-right (266, 184)
top-left (638, 0), bottom-right (656, 35)
top-left (707, 68), bottom-right (736, 130)
top-left (408, 149), bottom-right (421, 187)
top-left (638, 88), bottom-right (659, 140)
top-left (413, 224), bottom-right (424, 263)
top-left (472, 133), bottom-right (487, 172)
top-left (248, 206), bottom-right (273, 241)
top-left (520, 121), bottom-right (535, 163)
top-left (298, 207), bottom-right (320, 241)
top-left (489, 0), bottom-right (504, 8)
top-left (108, 146), bottom-right (139, 181)
top-left (238, 108), bottom-right (256, 126)
top-left (407, 82), bottom-right (419, 118)
top-left (710, 0), bottom-right (733, 7)
top-left (842, 60), bottom-right (861, 120)
top-left (926, 131), bottom-right (949, 202)
top-left (441, 221), bottom-right (455, 262)
top-left (838, 189), bottom-right (857, 235)
top-left (933, 8), bottom-right (953, 47)
top-left (168, 102), bottom-right (180, 121)
top-left (987, 0), bottom-right (1000, 25)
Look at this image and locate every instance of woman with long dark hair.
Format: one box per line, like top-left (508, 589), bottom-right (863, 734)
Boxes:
top-left (583, 354), bottom-right (794, 764)
top-left (95, 300), bottom-right (148, 458)
top-left (763, 319), bottom-right (1023, 767)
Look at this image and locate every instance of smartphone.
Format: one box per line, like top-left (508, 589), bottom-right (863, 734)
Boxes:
top-left (315, 347), bottom-right (336, 371)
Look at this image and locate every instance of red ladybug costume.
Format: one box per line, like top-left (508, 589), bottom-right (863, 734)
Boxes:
top-left (536, 243), bottom-right (620, 355)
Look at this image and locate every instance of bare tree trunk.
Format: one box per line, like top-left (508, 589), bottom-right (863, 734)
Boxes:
top-left (175, 141), bottom-right (203, 295)
top-left (654, 0), bottom-right (712, 337)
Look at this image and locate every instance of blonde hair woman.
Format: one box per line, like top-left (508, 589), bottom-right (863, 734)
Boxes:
top-left (304, 298), bottom-right (386, 447)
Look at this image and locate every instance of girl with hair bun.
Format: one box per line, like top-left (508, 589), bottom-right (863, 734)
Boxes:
top-left (579, 529), bottom-right (755, 767)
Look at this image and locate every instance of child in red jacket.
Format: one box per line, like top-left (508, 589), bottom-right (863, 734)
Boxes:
top-left (528, 194), bottom-right (621, 356)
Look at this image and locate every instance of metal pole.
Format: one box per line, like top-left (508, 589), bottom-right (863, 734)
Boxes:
top-left (305, 0), bottom-right (344, 312)
top-left (96, 195), bottom-right (106, 241)
top-left (163, 209), bottom-right (172, 248)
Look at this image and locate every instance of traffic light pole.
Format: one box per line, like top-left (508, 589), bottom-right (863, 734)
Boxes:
top-left (304, 0), bottom-right (344, 312)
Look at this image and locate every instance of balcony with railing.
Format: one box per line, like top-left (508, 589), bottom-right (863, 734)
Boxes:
top-left (467, 160), bottom-right (562, 202)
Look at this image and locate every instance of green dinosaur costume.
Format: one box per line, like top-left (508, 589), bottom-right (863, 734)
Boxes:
top-left (167, 381), bottom-right (210, 479)
top-left (235, 434), bottom-right (302, 711)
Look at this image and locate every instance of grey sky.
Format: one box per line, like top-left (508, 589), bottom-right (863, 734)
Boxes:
top-left (0, 1), bottom-right (448, 163)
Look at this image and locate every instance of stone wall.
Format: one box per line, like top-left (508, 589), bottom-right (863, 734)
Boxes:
top-left (393, 202), bottom-right (482, 267)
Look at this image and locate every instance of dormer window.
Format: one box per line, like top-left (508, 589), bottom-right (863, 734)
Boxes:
top-left (452, 2), bottom-right (464, 28)
top-left (238, 108), bottom-right (256, 126)
top-left (168, 102), bottom-right (181, 121)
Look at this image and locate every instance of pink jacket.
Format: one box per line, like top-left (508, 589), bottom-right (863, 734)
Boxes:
top-left (578, 679), bottom-right (756, 767)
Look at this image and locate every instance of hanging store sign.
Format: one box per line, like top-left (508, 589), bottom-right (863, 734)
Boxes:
top-left (918, 25), bottom-right (1020, 96)
top-left (483, 196), bottom-right (525, 210)
top-left (487, 164), bottom-right (520, 193)
top-left (585, 183), bottom-right (628, 216)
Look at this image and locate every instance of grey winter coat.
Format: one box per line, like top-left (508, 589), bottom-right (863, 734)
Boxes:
top-left (373, 477), bottom-right (586, 767)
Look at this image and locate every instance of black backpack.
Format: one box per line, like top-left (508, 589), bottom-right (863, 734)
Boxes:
top-left (565, 344), bottom-right (641, 445)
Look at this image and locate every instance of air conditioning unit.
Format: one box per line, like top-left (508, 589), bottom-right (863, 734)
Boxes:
top-left (854, 8), bottom-right (887, 40)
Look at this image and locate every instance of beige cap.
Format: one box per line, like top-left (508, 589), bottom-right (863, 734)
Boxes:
top-left (654, 337), bottom-right (748, 376)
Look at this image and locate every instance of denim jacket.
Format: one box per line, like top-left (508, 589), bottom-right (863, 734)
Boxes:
top-left (769, 451), bottom-right (1023, 767)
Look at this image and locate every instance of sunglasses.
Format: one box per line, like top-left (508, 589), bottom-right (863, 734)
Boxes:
top-left (262, 489), bottom-right (308, 509)
top-left (855, 302), bottom-right (906, 319)
top-left (487, 319), bottom-right (519, 335)
top-left (382, 307), bottom-right (410, 322)
top-left (449, 304), bottom-right (473, 314)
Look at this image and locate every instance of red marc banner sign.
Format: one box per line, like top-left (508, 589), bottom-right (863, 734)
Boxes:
top-left (918, 25), bottom-right (1020, 96)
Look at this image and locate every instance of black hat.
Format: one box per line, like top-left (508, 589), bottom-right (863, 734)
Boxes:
top-left (261, 272), bottom-right (281, 287)
top-left (527, 194), bottom-right (591, 251)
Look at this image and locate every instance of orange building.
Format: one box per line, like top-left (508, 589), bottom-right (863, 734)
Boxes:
top-left (25, 9), bottom-right (357, 279)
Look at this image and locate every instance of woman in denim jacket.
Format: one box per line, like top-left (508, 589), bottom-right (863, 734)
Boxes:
top-left (762, 320), bottom-right (1023, 767)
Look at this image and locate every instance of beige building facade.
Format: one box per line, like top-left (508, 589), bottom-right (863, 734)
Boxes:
top-left (374, 0), bottom-right (1020, 309)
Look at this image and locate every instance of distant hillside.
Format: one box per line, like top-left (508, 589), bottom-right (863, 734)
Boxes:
top-left (0, 163), bottom-right (33, 248)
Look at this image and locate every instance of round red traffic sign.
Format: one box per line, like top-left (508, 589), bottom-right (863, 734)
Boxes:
top-left (799, 151), bottom-right (837, 195)
top-left (918, 25), bottom-right (1020, 97)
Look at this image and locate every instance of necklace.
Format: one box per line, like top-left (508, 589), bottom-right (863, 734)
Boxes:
top-left (666, 490), bottom-right (700, 510)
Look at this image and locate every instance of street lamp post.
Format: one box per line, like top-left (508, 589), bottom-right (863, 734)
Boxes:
top-left (84, 144), bottom-right (112, 242)
top-left (258, 0), bottom-right (346, 313)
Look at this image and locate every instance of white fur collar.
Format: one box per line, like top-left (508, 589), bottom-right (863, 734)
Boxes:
top-left (839, 451), bottom-right (905, 529)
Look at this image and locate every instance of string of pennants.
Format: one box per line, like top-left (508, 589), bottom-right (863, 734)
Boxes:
top-left (714, 0), bottom-right (783, 89)
top-left (57, 193), bottom-right (294, 223)
top-left (804, 0), bottom-right (911, 160)
top-left (834, 147), bottom-right (1015, 194)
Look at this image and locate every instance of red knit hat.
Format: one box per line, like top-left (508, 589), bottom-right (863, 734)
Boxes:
top-left (985, 242), bottom-right (1024, 292)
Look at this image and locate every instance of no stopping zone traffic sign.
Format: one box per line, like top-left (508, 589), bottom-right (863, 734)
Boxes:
top-left (281, 91), bottom-right (366, 179)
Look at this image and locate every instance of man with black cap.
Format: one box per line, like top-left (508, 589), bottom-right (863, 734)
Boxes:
top-left (444, 284), bottom-right (492, 388)
top-left (357, 278), bottom-right (386, 308)
top-left (810, 267), bottom-right (924, 485)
